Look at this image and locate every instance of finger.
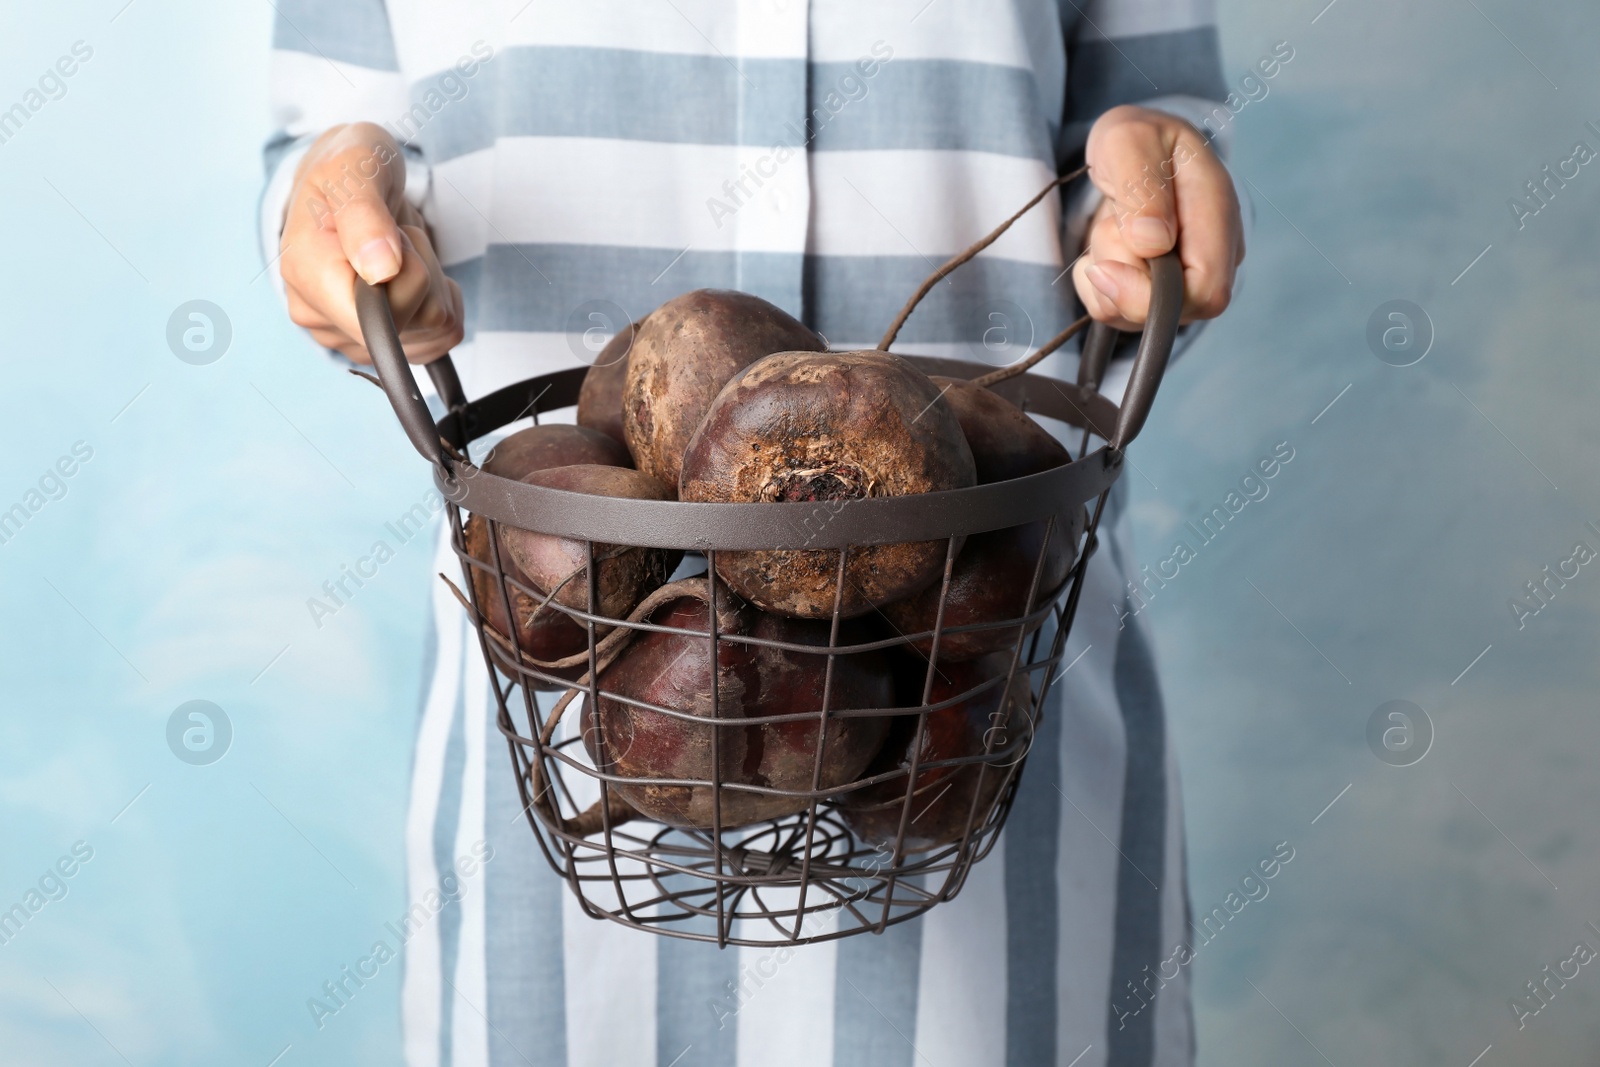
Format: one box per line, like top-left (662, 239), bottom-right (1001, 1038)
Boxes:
top-left (311, 327), bottom-right (370, 363)
top-left (395, 199), bottom-right (426, 230)
top-left (387, 227), bottom-right (464, 361)
top-left (435, 277), bottom-right (467, 356)
top-left (1074, 255), bottom-right (1119, 327)
top-left (390, 311), bottom-right (460, 361)
top-left (279, 211), bottom-right (348, 301)
top-left (400, 225), bottom-right (456, 334)
top-left (1169, 130), bottom-right (1243, 320)
top-left (397, 315), bottom-right (465, 361)
top-left (424, 276), bottom-right (466, 349)
top-left (448, 276), bottom-right (464, 327)
top-left (1073, 208), bottom-right (1146, 330)
top-left (1085, 259), bottom-right (1152, 330)
top-left (384, 229), bottom-right (436, 333)
top-left (1086, 106), bottom-right (1179, 260)
top-left (330, 238), bottom-right (459, 361)
top-left (333, 340), bottom-right (374, 364)
top-left (284, 284), bottom-right (335, 333)
top-left (383, 228), bottom-right (460, 339)
top-left (290, 234), bottom-right (364, 345)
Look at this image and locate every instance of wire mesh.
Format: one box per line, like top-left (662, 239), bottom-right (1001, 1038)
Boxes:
top-left (433, 364), bottom-right (1116, 947)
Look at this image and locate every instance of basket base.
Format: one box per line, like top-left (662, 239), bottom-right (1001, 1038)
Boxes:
top-left (521, 793), bottom-right (1016, 947)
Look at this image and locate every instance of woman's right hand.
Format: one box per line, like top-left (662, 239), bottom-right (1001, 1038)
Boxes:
top-left (278, 122), bottom-right (464, 364)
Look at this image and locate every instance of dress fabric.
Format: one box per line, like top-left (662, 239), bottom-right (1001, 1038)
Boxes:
top-left (262, 3), bottom-right (1231, 1064)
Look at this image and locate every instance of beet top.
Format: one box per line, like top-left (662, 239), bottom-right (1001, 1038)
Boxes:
top-left (680, 350), bottom-right (977, 619)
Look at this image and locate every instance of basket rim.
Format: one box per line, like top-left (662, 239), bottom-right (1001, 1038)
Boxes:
top-left (434, 356), bottom-right (1124, 550)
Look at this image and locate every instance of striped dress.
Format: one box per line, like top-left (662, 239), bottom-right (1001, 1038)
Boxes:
top-left (262, 3), bottom-right (1232, 1065)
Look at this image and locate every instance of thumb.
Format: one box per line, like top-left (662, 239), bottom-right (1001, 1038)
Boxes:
top-left (1123, 199), bottom-right (1176, 260)
top-left (1109, 169), bottom-right (1178, 261)
top-left (317, 145), bottom-right (406, 284)
top-left (334, 185), bottom-right (405, 284)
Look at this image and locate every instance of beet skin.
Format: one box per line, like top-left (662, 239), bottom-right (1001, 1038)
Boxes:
top-left (576, 322), bottom-right (639, 452)
top-left (679, 350), bottom-right (977, 619)
top-left (623, 290), bottom-right (825, 488)
top-left (499, 465), bottom-right (680, 624)
top-left (481, 423), bottom-right (630, 478)
top-left (880, 376), bottom-right (1082, 660)
top-left (464, 423), bottom-right (634, 680)
top-left (838, 654), bottom-right (1030, 851)
top-left (582, 580), bottom-right (895, 829)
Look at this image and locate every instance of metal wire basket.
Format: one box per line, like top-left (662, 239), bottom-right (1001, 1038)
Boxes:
top-left (355, 215), bottom-right (1180, 948)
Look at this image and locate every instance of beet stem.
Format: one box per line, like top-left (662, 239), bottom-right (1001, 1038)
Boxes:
top-left (876, 164), bottom-right (1088, 352)
top-left (563, 794), bottom-right (638, 837)
top-left (968, 313), bottom-right (1090, 389)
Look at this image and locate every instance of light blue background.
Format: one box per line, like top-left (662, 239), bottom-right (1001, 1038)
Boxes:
top-left (0, 1), bottom-right (1596, 1065)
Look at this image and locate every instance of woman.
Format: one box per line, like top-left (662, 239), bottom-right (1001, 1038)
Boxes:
top-left (263, 2), bottom-right (1244, 1064)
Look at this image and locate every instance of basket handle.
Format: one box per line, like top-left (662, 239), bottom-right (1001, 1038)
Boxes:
top-left (352, 249), bottom-right (1179, 458)
top-left (1109, 250), bottom-right (1182, 452)
top-left (353, 277), bottom-right (461, 471)
top-left (874, 168), bottom-right (1183, 449)
top-left (1076, 321), bottom-right (1118, 394)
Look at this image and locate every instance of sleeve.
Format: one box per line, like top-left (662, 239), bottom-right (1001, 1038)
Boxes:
top-left (1055, 0), bottom-right (1255, 378)
top-left (258, 0), bottom-right (428, 297)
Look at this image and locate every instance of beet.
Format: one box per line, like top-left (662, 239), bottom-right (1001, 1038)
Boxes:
top-left (838, 654), bottom-right (1029, 851)
top-left (581, 579), bottom-right (895, 829)
top-left (576, 322), bottom-right (639, 451)
top-left (499, 465), bottom-right (680, 623)
top-left (928, 376), bottom-right (1068, 483)
top-left (481, 423), bottom-right (630, 478)
top-left (464, 424), bottom-right (633, 679)
top-left (623, 290), bottom-right (825, 488)
top-left (880, 378), bottom-right (1081, 660)
top-left (463, 513), bottom-right (588, 679)
top-left (743, 612), bottom-right (893, 818)
top-left (880, 521), bottom-right (1076, 662)
top-left (679, 350), bottom-right (977, 619)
